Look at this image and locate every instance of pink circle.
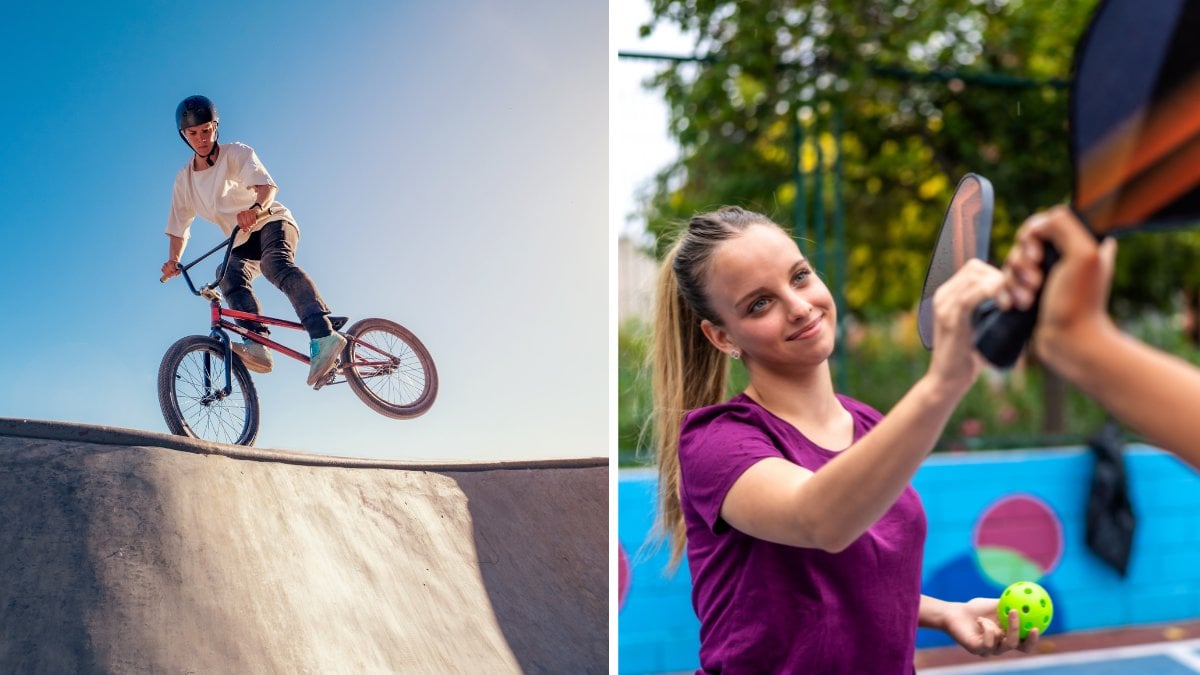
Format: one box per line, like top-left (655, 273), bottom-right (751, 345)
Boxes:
top-left (618, 542), bottom-right (631, 610)
top-left (973, 494), bottom-right (1063, 574)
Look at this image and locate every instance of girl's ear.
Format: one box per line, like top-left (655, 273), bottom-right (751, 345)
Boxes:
top-left (700, 319), bottom-right (738, 358)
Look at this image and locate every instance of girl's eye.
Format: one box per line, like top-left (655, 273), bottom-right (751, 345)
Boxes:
top-left (748, 298), bottom-right (769, 314)
top-left (793, 268), bottom-right (811, 284)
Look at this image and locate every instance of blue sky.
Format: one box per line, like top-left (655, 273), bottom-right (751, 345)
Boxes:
top-left (0, 1), bottom-right (607, 461)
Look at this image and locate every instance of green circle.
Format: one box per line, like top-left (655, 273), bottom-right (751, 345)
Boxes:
top-left (976, 546), bottom-right (1043, 587)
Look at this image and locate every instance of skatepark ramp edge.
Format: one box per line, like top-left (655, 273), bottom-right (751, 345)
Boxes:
top-left (0, 418), bottom-right (608, 673)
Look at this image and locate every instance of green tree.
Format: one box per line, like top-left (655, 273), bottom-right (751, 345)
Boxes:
top-left (640, 0), bottom-right (1093, 312)
top-left (638, 0), bottom-right (1200, 321)
top-left (631, 0), bottom-right (1200, 439)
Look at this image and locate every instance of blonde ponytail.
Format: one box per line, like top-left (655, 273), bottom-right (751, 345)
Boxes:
top-left (648, 206), bottom-right (780, 570)
top-left (651, 242), bottom-right (729, 570)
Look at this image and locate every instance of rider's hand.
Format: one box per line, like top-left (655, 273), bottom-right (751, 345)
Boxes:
top-left (236, 206), bottom-right (260, 230)
top-left (161, 260), bottom-right (181, 280)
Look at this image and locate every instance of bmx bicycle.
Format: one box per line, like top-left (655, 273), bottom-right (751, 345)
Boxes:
top-left (157, 231), bottom-right (437, 446)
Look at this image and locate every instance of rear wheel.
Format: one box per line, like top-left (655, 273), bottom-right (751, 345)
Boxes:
top-left (158, 335), bottom-right (260, 446)
top-left (342, 318), bottom-right (437, 419)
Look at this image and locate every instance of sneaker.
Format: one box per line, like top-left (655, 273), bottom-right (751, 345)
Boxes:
top-left (307, 333), bottom-right (348, 386)
top-left (232, 338), bottom-right (273, 374)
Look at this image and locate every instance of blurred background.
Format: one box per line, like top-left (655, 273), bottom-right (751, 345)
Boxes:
top-left (615, 0), bottom-right (1200, 467)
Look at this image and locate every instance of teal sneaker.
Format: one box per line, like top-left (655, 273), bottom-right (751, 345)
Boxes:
top-left (307, 333), bottom-right (348, 386)
top-left (232, 338), bottom-right (273, 374)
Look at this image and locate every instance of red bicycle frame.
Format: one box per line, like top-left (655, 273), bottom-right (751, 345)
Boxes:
top-left (217, 306), bottom-right (311, 364)
top-left (169, 231), bottom-right (383, 393)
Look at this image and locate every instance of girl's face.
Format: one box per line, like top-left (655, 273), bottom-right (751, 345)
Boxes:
top-left (699, 224), bottom-right (837, 371)
top-left (183, 121), bottom-right (217, 156)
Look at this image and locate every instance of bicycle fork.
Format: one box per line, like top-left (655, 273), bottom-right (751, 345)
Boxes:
top-left (199, 299), bottom-right (235, 404)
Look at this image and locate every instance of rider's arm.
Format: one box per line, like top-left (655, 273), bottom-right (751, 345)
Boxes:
top-left (236, 184), bottom-right (279, 230)
top-left (250, 184), bottom-right (277, 210)
top-left (162, 234), bottom-right (186, 279)
top-left (167, 234), bottom-right (185, 263)
top-left (165, 167), bottom-right (195, 275)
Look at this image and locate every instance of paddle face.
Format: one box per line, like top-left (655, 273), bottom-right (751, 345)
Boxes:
top-left (919, 173), bottom-right (994, 350)
top-left (1072, 0), bottom-right (1200, 234)
top-left (975, 0), bottom-right (1200, 368)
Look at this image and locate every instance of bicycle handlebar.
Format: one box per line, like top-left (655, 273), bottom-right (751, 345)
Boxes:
top-left (160, 230), bottom-right (240, 297)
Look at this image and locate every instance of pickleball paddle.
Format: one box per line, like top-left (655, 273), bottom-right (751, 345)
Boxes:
top-left (919, 173), bottom-right (995, 350)
top-left (974, 0), bottom-right (1200, 368)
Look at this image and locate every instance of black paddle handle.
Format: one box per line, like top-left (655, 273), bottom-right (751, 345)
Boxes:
top-left (972, 244), bottom-right (1062, 369)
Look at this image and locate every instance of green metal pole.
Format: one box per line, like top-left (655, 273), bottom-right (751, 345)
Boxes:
top-left (813, 140), bottom-right (826, 276)
top-left (832, 103), bottom-right (848, 393)
top-left (793, 110), bottom-right (807, 245)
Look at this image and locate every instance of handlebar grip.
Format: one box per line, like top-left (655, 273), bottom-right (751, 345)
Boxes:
top-left (161, 262), bottom-right (181, 283)
top-left (971, 243), bottom-right (1061, 369)
top-left (972, 299), bottom-right (1038, 369)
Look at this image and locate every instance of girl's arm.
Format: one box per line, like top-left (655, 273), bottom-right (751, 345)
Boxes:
top-left (919, 594), bottom-right (1037, 657)
top-left (721, 261), bottom-right (1002, 552)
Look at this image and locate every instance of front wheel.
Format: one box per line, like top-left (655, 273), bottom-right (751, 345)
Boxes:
top-left (342, 318), bottom-right (438, 419)
top-left (157, 335), bottom-right (260, 446)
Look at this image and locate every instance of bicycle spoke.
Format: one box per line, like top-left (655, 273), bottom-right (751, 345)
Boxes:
top-left (338, 318), bottom-right (436, 419)
top-left (174, 348), bottom-right (249, 444)
top-left (353, 331), bottom-right (427, 407)
top-left (159, 335), bottom-right (260, 446)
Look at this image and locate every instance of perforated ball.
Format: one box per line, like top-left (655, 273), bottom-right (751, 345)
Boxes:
top-left (997, 581), bottom-right (1053, 640)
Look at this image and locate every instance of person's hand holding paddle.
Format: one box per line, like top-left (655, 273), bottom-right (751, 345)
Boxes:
top-left (973, 0), bottom-right (1200, 368)
top-left (998, 205), bottom-right (1119, 376)
top-left (1000, 203), bottom-right (1200, 468)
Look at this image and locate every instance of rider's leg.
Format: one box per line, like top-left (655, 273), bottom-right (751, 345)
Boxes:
top-left (258, 221), bottom-right (345, 385)
top-left (258, 221), bottom-right (333, 338)
top-left (217, 246), bottom-right (268, 335)
top-left (217, 245), bottom-right (273, 373)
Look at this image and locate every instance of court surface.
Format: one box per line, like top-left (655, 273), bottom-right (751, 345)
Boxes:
top-left (921, 638), bottom-right (1200, 674)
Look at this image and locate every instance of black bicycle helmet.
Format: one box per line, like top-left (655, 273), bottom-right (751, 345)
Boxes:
top-left (176, 95), bottom-right (220, 165)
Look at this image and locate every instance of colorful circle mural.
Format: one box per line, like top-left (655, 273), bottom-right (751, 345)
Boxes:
top-left (972, 494), bottom-right (1064, 586)
top-left (618, 541), bottom-right (631, 610)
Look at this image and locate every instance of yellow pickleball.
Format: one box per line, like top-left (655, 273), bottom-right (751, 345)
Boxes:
top-left (997, 581), bottom-right (1053, 640)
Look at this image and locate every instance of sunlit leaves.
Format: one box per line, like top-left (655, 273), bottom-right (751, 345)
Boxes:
top-left (638, 0), bottom-right (1098, 314)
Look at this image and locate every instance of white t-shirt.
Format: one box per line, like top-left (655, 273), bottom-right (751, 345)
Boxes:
top-left (164, 141), bottom-right (297, 248)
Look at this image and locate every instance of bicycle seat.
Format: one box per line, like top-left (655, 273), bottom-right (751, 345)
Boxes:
top-left (330, 316), bottom-right (349, 331)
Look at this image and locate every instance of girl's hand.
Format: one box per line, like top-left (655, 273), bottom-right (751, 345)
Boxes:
top-left (161, 260), bottom-right (181, 280)
top-left (943, 597), bottom-right (1040, 658)
top-left (927, 258), bottom-right (1004, 393)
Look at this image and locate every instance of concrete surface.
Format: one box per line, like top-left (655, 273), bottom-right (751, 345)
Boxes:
top-left (0, 418), bottom-right (608, 674)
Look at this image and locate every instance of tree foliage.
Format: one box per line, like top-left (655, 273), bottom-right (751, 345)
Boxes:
top-left (636, 0), bottom-right (1198, 319)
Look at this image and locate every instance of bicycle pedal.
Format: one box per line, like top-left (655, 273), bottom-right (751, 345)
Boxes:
top-left (311, 367), bottom-right (338, 391)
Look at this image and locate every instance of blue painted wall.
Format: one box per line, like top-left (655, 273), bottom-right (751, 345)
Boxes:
top-left (617, 445), bottom-right (1200, 675)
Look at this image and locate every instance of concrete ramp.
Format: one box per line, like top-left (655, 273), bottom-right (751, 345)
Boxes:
top-left (0, 419), bottom-right (608, 674)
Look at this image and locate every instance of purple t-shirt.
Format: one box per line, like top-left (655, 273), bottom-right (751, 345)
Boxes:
top-left (679, 393), bottom-right (927, 673)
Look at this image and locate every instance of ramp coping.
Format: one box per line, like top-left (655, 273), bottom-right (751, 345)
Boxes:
top-left (0, 418), bottom-right (607, 472)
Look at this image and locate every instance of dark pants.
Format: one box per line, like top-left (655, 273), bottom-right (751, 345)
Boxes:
top-left (217, 220), bottom-right (333, 339)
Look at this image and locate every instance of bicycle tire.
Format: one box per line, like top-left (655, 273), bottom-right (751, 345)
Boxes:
top-left (157, 335), bottom-right (260, 446)
top-left (342, 318), bottom-right (438, 419)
